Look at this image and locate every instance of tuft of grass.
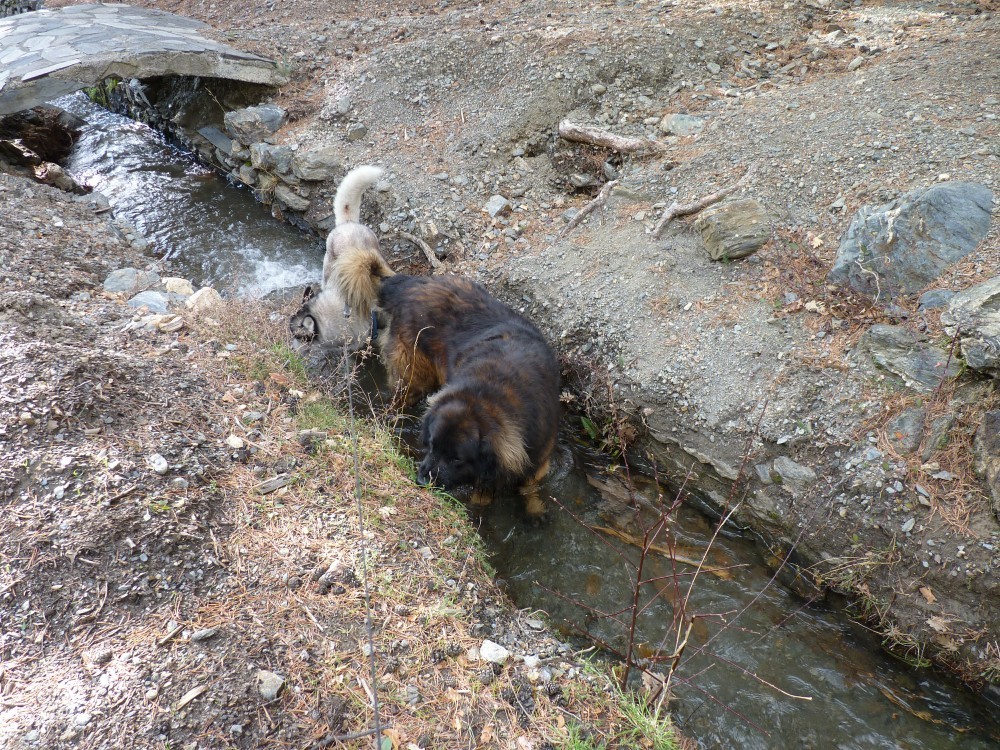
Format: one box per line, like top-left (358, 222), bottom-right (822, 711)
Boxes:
top-left (559, 722), bottom-right (608, 750)
top-left (616, 686), bottom-right (681, 750)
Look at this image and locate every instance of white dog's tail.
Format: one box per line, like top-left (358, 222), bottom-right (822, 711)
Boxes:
top-left (334, 165), bottom-right (384, 225)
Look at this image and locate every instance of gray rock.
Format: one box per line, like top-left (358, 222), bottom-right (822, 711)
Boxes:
top-left (828, 182), bottom-right (993, 300)
top-left (104, 267), bottom-right (160, 295)
top-left (941, 275), bottom-right (1000, 377)
top-left (772, 456), bottom-right (817, 485)
top-left (885, 407), bottom-right (926, 455)
top-left (973, 411), bottom-right (1000, 521)
top-left (659, 113), bottom-right (705, 136)
top-left (346, 124), bottom-right (369, 142)
top-left (291, 146), bottom-right (342, 181)
top-left (483, 195), bottom-right (512, 218)
top-left (917, 289), bottom-right (956, 310)
top-left (223, 104), bottom-right (287, 143)
top-left (249, 143), bottom-right (294, 174)
top-left (921, 415), bottom-right (955, 462)
top-left (861, 324), bottom-right (962, 392)
top-left (274, 184), bottom-right (310, 212)
top-left (694, 198), bottom-right (770, 261)
top-left (197, 125), bottom-right (234, 156)
top-left (127, 290), bottom-right (172, 314)
top-left (147, 453), bottom-right (169, 475)
top-left (256, 669), bottom-right (285, 700)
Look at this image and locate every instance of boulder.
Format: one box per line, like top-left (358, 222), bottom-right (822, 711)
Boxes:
top-left (884, 407), bottom-right (926, 455)
top-left (185, 287), bottom-right (223, 316)
top-left (941, 275), bottom-right (1000, 377)
top-left (828, 182), bottom-right (993, 300)
top-left (104, 268), bottom-right (160, 295)
top-left (861, 324), bottom-right (962, 392)
top-left (127, 290), bottom-right (172, 314)
top-left (291, 146), bottom-right (342, 181)
top-left (223, 104), bottom-right (287, 143)
top-left (694, 198), bottom-right (770, 261)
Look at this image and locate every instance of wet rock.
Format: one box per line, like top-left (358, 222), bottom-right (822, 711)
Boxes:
top-left (941, 275), bottom-right (1000, 377)
top-left (479, 639), bottom-right (510, 665)
top-left (694, 198), bottom-right (770, 261)
top-left (274, 184), bottom-right (310, 212)
top-left (291, 146), bottom-right (342, 181)
top-left (973, 411), bottom-right (1000, 521)
top-left (256, 669), bottom-right (285, 700)
top-left (885, 407), bottom-right (926, 455)
top-left (483, 195), bottom-right (512, 218)
top-left (104, 267), bottom-right (160, 295)
top-left (127, 290), bottom-right (172, 314)
top-left (659, 113), bottom-right (705, 136)
top-left (224, 104), bottom-right (287, 143)
top-left (861, 324), bottom-right (962, 392)
top-left (185, 287), bottom-right (223, 316)
top-left (828, 182), bottom-right (993, 300)
top-left (249, 143), bottom-right (294, 174)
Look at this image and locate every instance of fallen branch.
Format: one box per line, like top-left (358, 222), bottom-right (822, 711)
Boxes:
top-left (555, 179), bottom-right (618, 242)
top-left (653, 165), bottom-right (756, 238)
top-left (394, 230), bottom-right (443, 271)
top-left (558, 119), bottom-right (670, 154)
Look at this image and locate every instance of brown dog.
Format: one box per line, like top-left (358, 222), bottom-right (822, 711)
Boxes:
top-left (331, 215), bottom-right (561, 521)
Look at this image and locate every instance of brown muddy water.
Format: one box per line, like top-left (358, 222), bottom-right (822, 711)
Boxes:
top-left (59, 93), bottom-right (1000, 749)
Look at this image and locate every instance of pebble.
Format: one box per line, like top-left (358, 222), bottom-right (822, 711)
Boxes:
top-left (901, 517), bottom-right (916, 533)
top-left (74, 712), bottom-right (92, 727)
top-left (480, 639), bottom-right (510, 665)
top-left (256, 670), bottom-right (285, 700)
top-left (147, 453), bottom-right (169, 475)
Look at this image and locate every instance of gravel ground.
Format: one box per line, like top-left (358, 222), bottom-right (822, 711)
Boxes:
top-left (5, 0), bottom-right (1000, 745)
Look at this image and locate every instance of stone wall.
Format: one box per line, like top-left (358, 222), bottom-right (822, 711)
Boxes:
top-left (0, 0), bottom-right (42, 18)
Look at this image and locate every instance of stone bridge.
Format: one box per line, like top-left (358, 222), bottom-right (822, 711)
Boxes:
top-left (0, 3), bottom-right (287, 116)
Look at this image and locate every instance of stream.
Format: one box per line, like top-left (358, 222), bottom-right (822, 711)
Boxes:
top-left (58, 92), bottom-right (1000, 749)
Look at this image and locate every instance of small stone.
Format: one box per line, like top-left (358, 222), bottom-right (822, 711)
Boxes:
top-left (127, 290), bottom-right (172, 314)
top-left (901, 517), bottom-right (916, 534)
top-left (523, 655), bottom-right (541, 669)
top-left (147, 453), bottom-right (169, 475)
top-left (346, 124), bottom-right (369, 142)
top-left (847, 56), bottom-right (864, 71)
top-left (658, 113), bottom-right (705, 136)
top-left (707, 62), bottom-right (721, 75)
top-left (257, 670), bottom-right (285, 700)
top-left (483, 195), bottom-right (512, 218)
top-left (74, 712), bottom-right (92, 727)
top-left (161, 278), bottom-right (195, 296)
top-left (479, 639), bottom-right (510, 665)
top-left (190, 627), bottom-right (219, 642)
top-left (185, 287), bottom-right (223, 316)
top-left (226, 435), bottom-right (245, 449)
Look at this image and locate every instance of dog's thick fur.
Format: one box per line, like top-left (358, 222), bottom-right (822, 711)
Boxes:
top-left (325, 178), bottom-right (560, 519)
top-left (289, 165), bottom-right (384, 346)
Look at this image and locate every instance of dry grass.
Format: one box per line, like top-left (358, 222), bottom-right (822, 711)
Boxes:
top-left (182, 298), bottom-right (683, 748)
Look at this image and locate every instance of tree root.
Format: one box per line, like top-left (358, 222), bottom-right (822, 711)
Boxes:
top-left (653, 165), bottom-right (756, 238)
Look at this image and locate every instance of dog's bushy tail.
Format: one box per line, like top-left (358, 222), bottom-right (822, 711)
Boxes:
top-left (334, 165), bottom-right (384, 226)
top-left (333, 245), bottom-right (394, 321)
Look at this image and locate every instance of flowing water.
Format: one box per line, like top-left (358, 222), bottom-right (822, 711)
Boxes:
top-left (59, 93), bottom-right (323, 297)
top-left (58, 93), bottom-right (1000, 749)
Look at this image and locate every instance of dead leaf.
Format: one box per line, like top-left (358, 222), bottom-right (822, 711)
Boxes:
top-left (269, 372), bottom-right (291, 386)
top-left (933, 634), bottom-right (961, 652)
top-left (480, 724), bottom-right (496, 743)
top-left (918, 586), bottom-right (936, 604)
top-left (809, 233), bottom-right (824, 248)
top-left (516, 738), bottom-right (535, 750)
top-left (381, 728), bottom-right (402, 750)
top-left (926, 615), bottom-right (951, 634)
top-left (220, 391), bottom-right (237, 404)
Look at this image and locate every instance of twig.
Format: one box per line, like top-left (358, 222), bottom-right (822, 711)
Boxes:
top-left (653, 165), bottom-right (756, 238)
top-left (555, 179), bottom-right (618, 242)
top-left (313, 726), bottom-right (381, 748)
top-left (394, 230), bottom-right (443, 271)
top-left (558, 119), bottom-right (670, 154)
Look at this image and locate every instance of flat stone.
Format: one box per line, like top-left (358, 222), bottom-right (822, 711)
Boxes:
top-left (918, 289), bottom-right (956, 310)
top-left (861, 324), bottom-right (962, 392)
top-left (659, 113), bottom-right (705, 136)
top-left (104, 267), bottom-right (159, 295)
top-left (346, 123), bottom-right (369, 142)
top-left (291, 146), bottom-right (342, 181)
top-left (197, 126), bottom-right (234, 156)
top-left (973, 412), bottom-right (1000, 522)
top-left (941, 275), bottom-right (1000, 377)
top-left (127, 290), bottom-right (172, 314)
top-left (694, 198), bottom-right (770, 261)
top-left (772, 456), bottom-right (817, 485)
top-left (249, 143), bottom-right (294, 174)
top-left (274, 184), bottom-right (310, 212)
top-left (828, 182), bottom-right (993, 300)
